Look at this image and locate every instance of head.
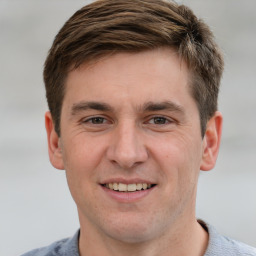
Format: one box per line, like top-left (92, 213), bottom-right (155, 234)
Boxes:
top-left (44, 0), bottom-right (224, 138)
top-left (44, 0), bottom-right (224, 249)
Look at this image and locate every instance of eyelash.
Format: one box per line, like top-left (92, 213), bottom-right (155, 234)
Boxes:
top-left (147, 116), bottom-right (173, 125)
top-left (82, 116), bottom-right (109, 124)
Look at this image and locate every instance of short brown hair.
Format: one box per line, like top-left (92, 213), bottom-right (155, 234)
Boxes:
top-left (44, 0), bottom-right (224, 136)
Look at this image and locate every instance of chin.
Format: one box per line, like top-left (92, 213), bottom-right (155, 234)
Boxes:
top-left (101, 214), bottom-right (164, 243)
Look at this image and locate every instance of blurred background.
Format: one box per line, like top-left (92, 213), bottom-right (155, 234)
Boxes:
top-left (0, 0), bottom-right (255, 255)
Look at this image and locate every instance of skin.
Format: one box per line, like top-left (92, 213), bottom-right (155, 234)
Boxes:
top-left (45, 48), bottom-right (222, 256)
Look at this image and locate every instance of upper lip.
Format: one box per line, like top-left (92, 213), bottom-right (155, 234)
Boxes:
top-left (100, 178), bottom-right (156, 185)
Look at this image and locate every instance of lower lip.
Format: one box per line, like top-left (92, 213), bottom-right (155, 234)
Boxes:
top-left (101, 185), bottom-right (156, 202)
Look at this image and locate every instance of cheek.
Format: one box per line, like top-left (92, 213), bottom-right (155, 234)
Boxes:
top-left (62, 144), bottom-right (99, 213)
top-left (60, 141), bottom-right (95, 199)
top-left (61, 134), bottom-right (103, 171)
top-left (151, 134), bottom-right (202, 184)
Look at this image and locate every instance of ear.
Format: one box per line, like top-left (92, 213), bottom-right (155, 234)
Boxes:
top-left (200, 111), bottom-right (223, 171)
top-left (45, 111), bottom-right (64, 170)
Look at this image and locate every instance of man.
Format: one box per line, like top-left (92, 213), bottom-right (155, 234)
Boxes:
top-left (22, 0), bottom-right (256, 255)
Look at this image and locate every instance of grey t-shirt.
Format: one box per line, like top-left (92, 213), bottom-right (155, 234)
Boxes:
top-left (21, 222), bottom-right (256, 256)
top-left (21, 230), bottom-right (80, 256)
top-left (201, 221), bottom-right (256, 256)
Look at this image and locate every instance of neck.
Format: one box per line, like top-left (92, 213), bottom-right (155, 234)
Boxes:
top-left (78, 216), bottom-right (209, 256)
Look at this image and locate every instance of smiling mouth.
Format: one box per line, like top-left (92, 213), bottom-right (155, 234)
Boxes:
top-left (101, 183), bottom-right (156, 192)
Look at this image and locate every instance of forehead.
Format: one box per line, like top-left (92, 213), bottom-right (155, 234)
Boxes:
top-left (63, 48), bottom-right (195, 111)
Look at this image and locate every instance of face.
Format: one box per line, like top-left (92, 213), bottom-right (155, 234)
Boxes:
top-left (46, 48), bottom-right (222, 243)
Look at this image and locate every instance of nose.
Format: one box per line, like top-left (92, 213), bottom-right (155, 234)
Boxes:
top-left (106, 122), bottom-right (148, 169)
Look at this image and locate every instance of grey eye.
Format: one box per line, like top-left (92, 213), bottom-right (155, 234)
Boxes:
top-left (153, 117), bottom-right (167, 124)
top-left (91, 117), bottom-right (105, 124)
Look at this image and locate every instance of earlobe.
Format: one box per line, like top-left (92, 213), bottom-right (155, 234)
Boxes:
top-left (45, 111), bottom-right (64, 170)
top-left (200, 111), bottom-right (223, 171)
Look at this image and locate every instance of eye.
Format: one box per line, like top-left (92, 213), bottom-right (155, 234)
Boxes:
top-left (148, 116), bottom-right (170, 125)
top-left (83, 116), bottom-right (108, 124)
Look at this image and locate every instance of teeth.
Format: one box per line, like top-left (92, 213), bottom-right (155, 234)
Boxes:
top-left (118, 183), bottom-right (127, 192)
top-left (105, 183), bottom-right (154, 192)
top-left (113, 183), bottom-right (118, 191)
top-left (128, 184), bottom-right (136, 192)
top-left (136, 183), bottom-right (142, 190)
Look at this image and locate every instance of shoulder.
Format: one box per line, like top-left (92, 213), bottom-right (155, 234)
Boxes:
top-left (20, 238), bottom-right (69, 256)
top-left (200, 220), bottom-right (256, 256)
top-left (20, 231), bottom-right (80, 256)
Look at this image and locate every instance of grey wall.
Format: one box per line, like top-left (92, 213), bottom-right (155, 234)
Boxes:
top-left (0, 1), bottom-right (255, 255)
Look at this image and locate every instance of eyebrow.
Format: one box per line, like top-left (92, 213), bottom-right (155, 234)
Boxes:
top-left (71, 100), bottom-right (185, 116)
top-left (142, 101), bottom-right (185, 114)
top-left (71, 101), bottom-right (113, 116)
